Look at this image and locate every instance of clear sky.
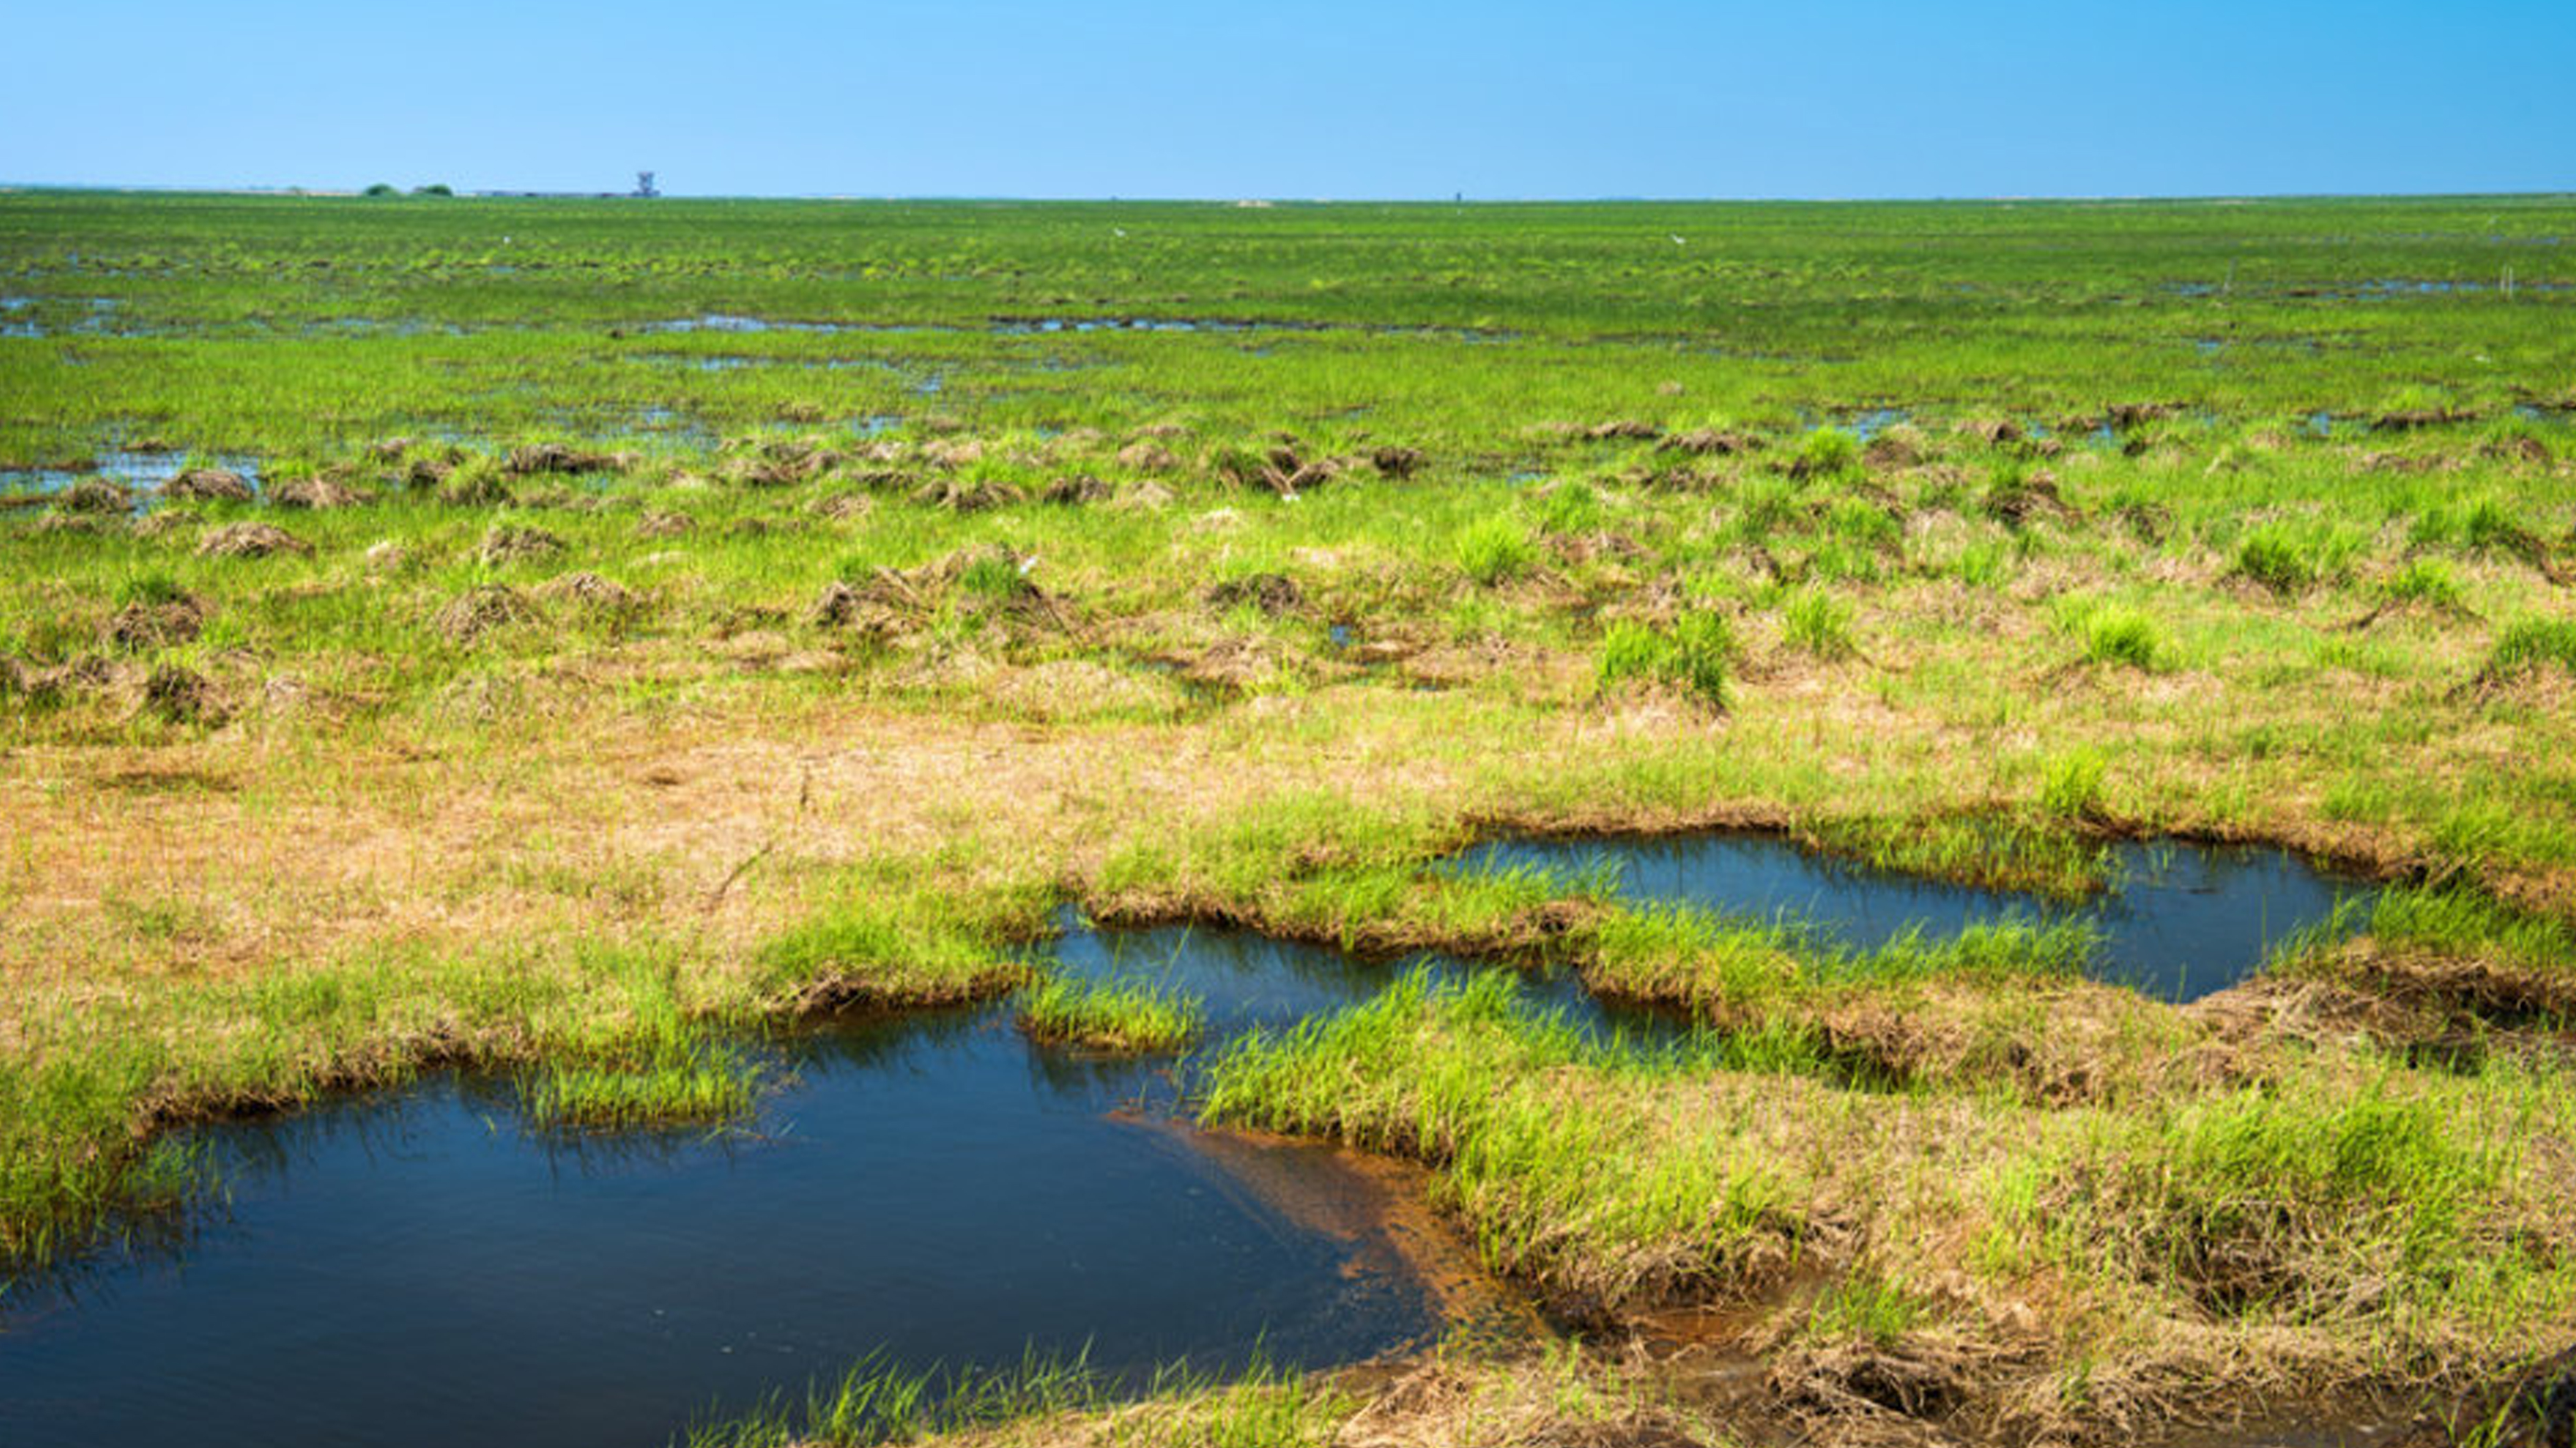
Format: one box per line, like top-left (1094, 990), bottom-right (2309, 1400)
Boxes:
top-left (6, 1), bottom-right (2569, 199)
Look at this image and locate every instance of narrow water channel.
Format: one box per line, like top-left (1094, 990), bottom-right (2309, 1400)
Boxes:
top-left (1441, 832), bottom-right (2372, 1001)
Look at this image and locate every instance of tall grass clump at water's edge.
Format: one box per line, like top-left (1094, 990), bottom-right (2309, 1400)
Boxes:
top-left (1201, 969), bottom-right (1806, 1305)
top-left (512, 1035), bottom-right (766, 1133)
top-left (1017, 974), bottom-right (1204, 1052)
top-left (682, 1345), bottom-right (1349, 1448)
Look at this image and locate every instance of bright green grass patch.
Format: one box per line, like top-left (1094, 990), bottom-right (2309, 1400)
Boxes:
top-left (2066, 601), bottom-right (2165, 670)
top-left (2230, 521), bottom-right (2359, 597)
top-left (1595, 612), bottom-right (1731, 708)
top-left (1809, 815), bottom-right (2114, 901)
top-left (1017, 974), bottom-right (1204, 1053)
top-left (515, 1037), bottom-right (764, 1132)
top-left (511, 943), bottom-right (771, 1131)
top-left (1813, 917), bottom-right (2101, 989)
top-left (1202, 970), bottom-right (1808, 1304)
top-left (682, 1346), bottom-right (1350, 1448)
top-left (1454, 514), bottom-right (1537, 586)
top-left (2038, 747), bottom-right (2110, 820)
top-left (2361, 885), bottom-right (2576, 972)
top-left (2483, 616), bottom-right (2576, 680)
top-left (2084, 607), bottom-right (2163, 670)
top-left (1793, 426), bottom-right (1860, 479)
top-left (1780, 587), bottom-right (1857, 660)
top-left (2070, 1073), bottom-right (2553, 1323)
top-left (2375, 556), bottom-right (2465, 609)
top-left (751, 869), bottom-right (1052, 1005)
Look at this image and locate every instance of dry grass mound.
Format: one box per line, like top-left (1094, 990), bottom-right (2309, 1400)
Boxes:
top-left (435, 584), bottom-right (538, 643)
top-left (268, 475), bottom-right (369, 509)
top-left (162, 468), bottom-right (254, 503)
top-left (196, 521), bottom-right (310, 559)
top-left (476, 525), bottom-right (568, 566)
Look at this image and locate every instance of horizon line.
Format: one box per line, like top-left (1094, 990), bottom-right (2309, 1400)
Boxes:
top-left (3, 183), bottom-right (2573, 207)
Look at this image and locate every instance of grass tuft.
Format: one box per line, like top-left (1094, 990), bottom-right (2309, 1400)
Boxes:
top-left (1780, 588), bottom-right (1856, 660)
top-left (2073, 603), bottom-right (2164, 670)
top-left (1455, 514), bottom-right (1537, 586)
top-left (683, 1346), bottom-right (1349, 1448)
top-left (2377, 557), bottom-right (2465, 610)
top-left (515, 1038), bottom-right (764, 1133)
top-left (1017, 974), bottom-right (1204, 1052)
top-left (2481, 617), bottom-right (2576, 680)
top-left (1596, 612), bottom-right (1731, 709)
top-left (1804, 1270), bottom-right (1926, 1346)
top-left (2037, 748), bottom-right (2109, 822)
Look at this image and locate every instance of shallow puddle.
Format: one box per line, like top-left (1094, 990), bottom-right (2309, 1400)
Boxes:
top-left (0, 924), bottom-right (1573, 1448)
top-left (1442, 833), bottom-right (2372, 1002)
top-left (0, 449), bottom-right (261, 504)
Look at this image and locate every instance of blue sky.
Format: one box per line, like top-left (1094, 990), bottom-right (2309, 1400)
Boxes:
top-left (6, 1), bottom-right (2569, 198)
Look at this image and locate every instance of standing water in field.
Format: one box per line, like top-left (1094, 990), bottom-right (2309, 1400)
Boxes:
top-left (0, 450), bottom-right (263, 505)
top-left (0, 926), bottom-right (1567, 1448)
top-left (1441, 833), bottom-right (2373, 1002)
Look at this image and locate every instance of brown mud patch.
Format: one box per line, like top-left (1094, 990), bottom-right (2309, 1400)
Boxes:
top-left (1146, 1118), bottom-right (1548, 1343)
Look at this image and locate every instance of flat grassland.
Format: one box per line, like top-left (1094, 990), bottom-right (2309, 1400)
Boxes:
top-left (5, 192), bottom-right (2576, 1444)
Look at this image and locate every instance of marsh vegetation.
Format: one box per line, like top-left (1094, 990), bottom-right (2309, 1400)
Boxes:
top-left (4, 192), bottom-right (2576, 1445)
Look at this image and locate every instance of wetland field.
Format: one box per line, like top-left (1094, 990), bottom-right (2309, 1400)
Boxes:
top-left (5, 190), bottom-right (2576, 1446)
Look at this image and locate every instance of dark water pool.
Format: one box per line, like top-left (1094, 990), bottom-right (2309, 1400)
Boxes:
top-left (1442, 833), bottom-right (2372, 1002)
top-left (1050, 918), bottom-right (1673, 1044)
top-left (0, 927), bottom-right (1573, 1448)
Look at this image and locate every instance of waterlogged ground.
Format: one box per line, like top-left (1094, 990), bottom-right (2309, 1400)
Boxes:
top-left (6, 193), bottom-right (2576, 1445)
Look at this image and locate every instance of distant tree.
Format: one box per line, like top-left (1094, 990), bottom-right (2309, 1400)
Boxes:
top-left (413, 183), bottom-right (455, 197)
top-left (363, 182), bottom-right (399, 198)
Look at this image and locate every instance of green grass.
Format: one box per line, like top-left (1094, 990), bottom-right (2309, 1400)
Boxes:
top-left (2484, 616), bottom-right (2576, 679)
top-left (2077, 605), bottom-right (2165, 670)
top-left (1202, 970), bottom-right (1811, 1303)
top-left (1595, 612), bottom-right (1732, 708)
top-left (514, 1037), bottom-right (764, 1132)
top-left (1017, 974), bottom-right (1204, 1052)
top-left (682, 1347), bottom-right (1350, 1448)
top-left (1793, 426), bottom-right (1861, 479)
top-left (2232, 525), bottom-right (2328, 595)
top-left (1803, 1271), bottom-right (1926, 1347)
top-left (2038, 748), bottom-right (2110, 820)
top-left (1779, 588), bottom-right (1856, 660)
top-left (2377, 557), bottom-right (2466, 610)
top-left (1454, 514), bottom-right (1536, 586)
